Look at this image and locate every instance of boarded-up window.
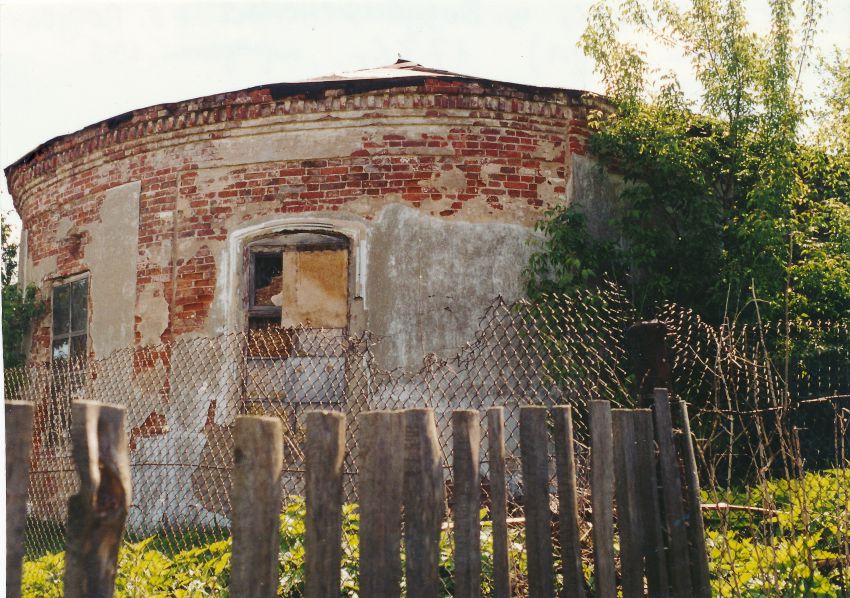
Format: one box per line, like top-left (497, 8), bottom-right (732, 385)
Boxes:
top-left (243, 234), bottom-right (349, 457)
top-left (280, 249), bottom-right (348, 328)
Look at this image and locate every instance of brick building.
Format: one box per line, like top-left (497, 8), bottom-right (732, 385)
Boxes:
top-left (5, 59), bottom-right (614, 369)
top-left (5, 60), bottom-right (616, 527)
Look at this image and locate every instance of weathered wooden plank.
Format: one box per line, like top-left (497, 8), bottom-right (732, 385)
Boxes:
top-left (678, 401), bottom-right (712, 598)
top-left (589, 400), bottom-right (617, 598)
top-left (633, 409), bottom-right (669, 596)
top-left (452, 410), bottom-right (482, 598)
top-left (64, 401), bottom-right (131, 598)
top-left (5, 400), bottom-right (34, 598)
top-left (612, 409), bottom-right (642, 598)
top-left (520, 406), bottom-right (554, 598)
top-left (403, 408), bottom-right (446, 598)
top-left (486, 407), bottom-right (511, 598)
top-left (552, 405), bottom-right (586, 598)
top-left (230, 415), bottom-right (284, 598)
top-left (304, 410), bottom-right (346, 598)
top-left (358, 410), bottom-right (405, 598)
top-left (653, 388), bottom-right (693, 597)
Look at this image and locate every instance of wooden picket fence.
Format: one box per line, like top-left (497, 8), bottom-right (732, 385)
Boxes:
top-left (5, 389), bottom-right (710, 598)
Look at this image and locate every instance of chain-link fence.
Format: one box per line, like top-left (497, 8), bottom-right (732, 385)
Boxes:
top-left (7, 284), bottom-right (850, 595)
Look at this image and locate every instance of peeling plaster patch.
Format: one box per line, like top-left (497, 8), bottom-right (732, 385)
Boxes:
top-left (18, 231), bottom-right (28, 288)
top-left (28, 255), bottom-right (58, 286)
top-left (418, 166), bottom-right (466, 193)
top-left (366, 204), bottom-right (538, 370)
top-left (198, 124), bottom-right (455, 169)
top-left (138, 286), bottom-right (169, 346)
top-left (85, 181), bottom-right (141, 356)
top-left (55, 217), bottom-right (75, 239)
top-left (481, 163), bottom-right (503, 179)
top-left (142, 240), bottom-right (172, 267)
top-left (538, 178), bottom-right (560, 207)
top-left (569, 153), bottom-right (623, 240)
top-left (533, 140), bottom-right (561, 161)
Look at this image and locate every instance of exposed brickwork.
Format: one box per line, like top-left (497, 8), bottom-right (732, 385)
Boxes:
top-left (6, 78), bottom-right (605, 361)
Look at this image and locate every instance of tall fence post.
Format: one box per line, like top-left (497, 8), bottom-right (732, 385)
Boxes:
top-left (520, 405), bottom-right (554, 598)
top-left (486, 407), bottom-right (511, 598)
top-left (612, 409), bottom-right (642, 598)
top-left (590, 400), bottom-right (616, 598)
top-left (64, 400), bottom-right (131, 598)
top-left (359, 410), bottom-right (405, 598)
top-left (403, 408), bottom-right (445, 598)
top-left (633, 409), bottom-right (669, 596)
top-left (230, 415), bottom-right (283, 598)
top-left (453, 409), bottom-right (482, 598)
top-left (305, 410), bottom-right (346, 598)
top-left (653, 388), bottom-right (693, 597)
top-left (679, 401), bottom-right (712, 598)
top-left (5, 400), bottom-right (34, 598)
top-left (553, 405), bottom-right (586, 598)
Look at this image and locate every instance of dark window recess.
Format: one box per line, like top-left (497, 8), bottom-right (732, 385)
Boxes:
top-left (52, 277), bottom-right (88, 364)
top-left (247, 251), bottom-right (287, 358)
top-left (252, 253), bottom-right (283, 307)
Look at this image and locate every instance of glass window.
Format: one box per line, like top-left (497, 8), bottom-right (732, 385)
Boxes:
top-left (52, 277), bottom-right (88, 364)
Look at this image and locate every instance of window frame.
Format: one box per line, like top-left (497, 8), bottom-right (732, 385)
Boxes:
top-left (50, 273), bottom-right (90, 365)
top-left (244, 232), bottom-right (350, 330)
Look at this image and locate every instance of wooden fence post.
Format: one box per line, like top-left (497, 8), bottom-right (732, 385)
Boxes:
top-left (230, 415), bottom-right (283, 598)
top-left (452, 409), bottom-right (481, 598)
top-left (305, 410), bottom-right (346, 598)
top-left (679, 401), bottom-right (712, 598)
top-left (486, 407), bottom-right (511, 598)
top-left (5, 400), bottom-right (34, 598)
top-left (552, 405), bottom-right (586, 598)
top-left (590, 400), bottom-right (616, 598)
top-left (403, 408), bottom-right (445, 598)
top-left (612, 409), bottom-right (642, 598)
top-left (633, 409), bottom-right (669, 596)
top-left (653, 388), bottom-right (693, 597)
top-left (64, 400), bottom-right (131, 598)
top-left (520, 406), bottom-right (554, 598)
top-left (359, 410), bottom-right (405, 598)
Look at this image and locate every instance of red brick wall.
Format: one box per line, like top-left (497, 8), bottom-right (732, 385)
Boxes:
top-left (7, 79), bottom-right (599, 362)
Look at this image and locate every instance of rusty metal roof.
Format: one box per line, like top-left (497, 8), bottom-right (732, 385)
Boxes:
top-left (298, 58), bottom-right (474, 82)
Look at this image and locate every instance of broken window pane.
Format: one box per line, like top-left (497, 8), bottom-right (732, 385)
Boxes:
top-left (70, 335), bottom-right (87, 362)
top-left (52, 284), bottom-right (70, 335)
top-left (70, 279), bottom-right (88, 333)
top-left (52, 276), bottom-right (89, 362)
top-left (253, 253), bottom-right (283, 307)
top-left (52, 338), bottom-right (70, 362)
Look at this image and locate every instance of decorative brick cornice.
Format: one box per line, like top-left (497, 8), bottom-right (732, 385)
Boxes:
top-left (5, 78), bottom-right (599, 206)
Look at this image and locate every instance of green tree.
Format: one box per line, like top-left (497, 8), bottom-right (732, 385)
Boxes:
top-left (528, 0), bottom-right (850, 326)
top-left (1, 212), bottom-right (43, 368)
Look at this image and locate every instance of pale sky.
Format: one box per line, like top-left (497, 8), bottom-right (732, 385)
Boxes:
top-left (1, 0), bottom-right (848, 239)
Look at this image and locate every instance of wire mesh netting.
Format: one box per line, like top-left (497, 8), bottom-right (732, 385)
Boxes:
top-left (7, 283), bottom-right (850, 596)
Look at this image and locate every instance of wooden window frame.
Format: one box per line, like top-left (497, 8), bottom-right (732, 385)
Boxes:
top-left (51, 274), bottom-right (89, 365)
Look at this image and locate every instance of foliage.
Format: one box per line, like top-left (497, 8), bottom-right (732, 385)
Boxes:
top-left (527, 0), bottom-right (850, 329)
top-left (816, 48), bottom-right (850, 153)
top-left (1, 212), bottom-right (44, 368)
top-left (705, 469), bottom-right (850, 596)
top-left (21, 500), bottom-right (532, 597)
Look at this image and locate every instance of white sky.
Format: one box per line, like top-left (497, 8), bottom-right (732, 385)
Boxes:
top-left (1, 0), bottom-right (848, 239)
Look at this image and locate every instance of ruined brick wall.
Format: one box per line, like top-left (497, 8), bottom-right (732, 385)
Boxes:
top-left (6, 78), bottom-right (600, 366)
top-left (6, 77), bottom-right (611, 529)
